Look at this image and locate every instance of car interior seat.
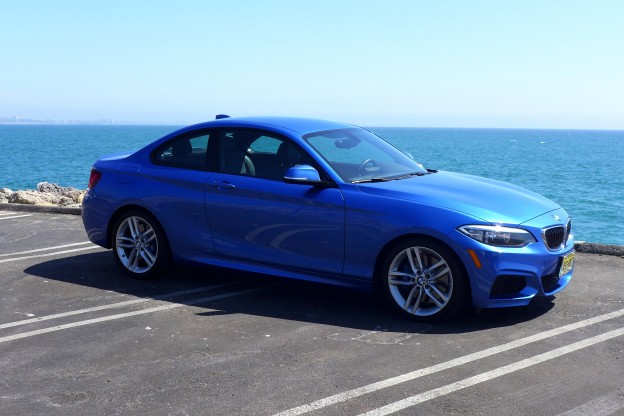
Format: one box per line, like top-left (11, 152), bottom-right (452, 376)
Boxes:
top-left (221, 133), bottom-right (256, 176)
top-left (277, 142), bottom-right (303, 174)
top-left (171, 139), bottom-right (192, 164)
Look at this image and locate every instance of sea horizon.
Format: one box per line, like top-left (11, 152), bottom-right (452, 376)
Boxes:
top-left (2, 116), bottom-right (624, 132)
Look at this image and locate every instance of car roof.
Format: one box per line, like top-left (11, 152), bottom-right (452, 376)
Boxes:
top-left (191, 116), bottom-right (359, 136)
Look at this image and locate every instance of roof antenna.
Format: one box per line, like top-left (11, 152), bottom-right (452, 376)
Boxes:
top-left (215, 114), bottom-right (230, 120)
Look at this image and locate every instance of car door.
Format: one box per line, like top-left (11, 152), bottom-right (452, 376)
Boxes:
top-left (204, 129), bottom-right (345, 275)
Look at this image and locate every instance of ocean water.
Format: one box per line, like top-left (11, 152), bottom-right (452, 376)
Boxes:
top-left (1, 125), bottom-right (623, 246)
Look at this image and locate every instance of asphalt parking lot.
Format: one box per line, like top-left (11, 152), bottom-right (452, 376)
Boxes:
top-left (1, 209), bottom-right (623, 416)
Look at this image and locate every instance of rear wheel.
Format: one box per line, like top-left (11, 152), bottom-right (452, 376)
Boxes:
top-left (380, 238), bottom-right (467, 322)
top-left (112, 210), bottom-right (169, 279)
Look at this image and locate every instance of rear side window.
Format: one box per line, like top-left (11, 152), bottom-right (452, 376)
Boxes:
top-left (154, 132), bottom-right (211, 170)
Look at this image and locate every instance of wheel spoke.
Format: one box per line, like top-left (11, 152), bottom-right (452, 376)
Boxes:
top-left (141, 228), bottom-right (156, 244)
top-left (140, 250), bottom-right (155, 267)
top-left (425, 259), bottom-right (445, 274)
top-left (144, 246), bottom-right (157, 264)
top-left (128, 248), bottom-right (140, 271)
top-left (389, 271), bottom-right (415, 285)
top-left (404, 286), bottom-right (422, 312)
top-left (414, 248), bottom-right (425, 271)
top-left (428, 266), bottom-right (450, 282)
top-left (127, 217), bottom-right (140, 238)
top-left (406, 248), bottom-right (424, 274)
top-left (425, 285), bottom-right (447, 308)
top-left (412, 289), bottom-right (424, 312)
top-left (116, 236), bottom-right (134, 248)
top-left (405, 249), bottom-right (417, 274)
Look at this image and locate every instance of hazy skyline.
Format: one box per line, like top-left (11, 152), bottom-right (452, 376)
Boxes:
top-left (2, 1), bottom-right (623, 128)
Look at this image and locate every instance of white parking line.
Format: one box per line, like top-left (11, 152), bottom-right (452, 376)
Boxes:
top-left (0, 241), bottom-right (93, 257)
top-left (0, 214), bottom-right (32, 220)
top-left (358, 327), bottom-right (624, 416)
top-left (273, 307), bottom-right (624, 416)
top-left (0, 286), bottom-right (272, 344)
top-left (556, 391), bottom-right (624, 416)
top-left (0, 246), bottom-right (100, 264)
top-left (0, 282), bottom-right (241, 330)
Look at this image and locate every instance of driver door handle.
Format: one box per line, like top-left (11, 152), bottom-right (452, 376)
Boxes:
top-left (209, 181), bottom-right (236, 190)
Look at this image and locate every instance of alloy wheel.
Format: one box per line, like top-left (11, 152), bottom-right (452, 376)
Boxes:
top-left (115, 215), bottom-right (159, 274)
top-left (387, 246), bottom-right (454, 317)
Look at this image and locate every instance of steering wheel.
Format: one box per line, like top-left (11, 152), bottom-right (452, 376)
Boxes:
top-left (357, 158), bottom-right (378, 176)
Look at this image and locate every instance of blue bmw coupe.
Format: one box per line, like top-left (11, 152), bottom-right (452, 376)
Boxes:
top-left (82, 116), bottom-right (575, 321)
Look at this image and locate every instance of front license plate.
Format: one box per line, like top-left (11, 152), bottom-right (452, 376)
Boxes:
top-left (559, 252), bottom-right (575, 276)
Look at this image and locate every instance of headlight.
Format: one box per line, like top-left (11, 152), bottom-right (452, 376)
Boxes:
top-left (458, 225), bottom-right (536, 247)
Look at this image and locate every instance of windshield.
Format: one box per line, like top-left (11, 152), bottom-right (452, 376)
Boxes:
top-left (304, 128), bottom-right (427, 182)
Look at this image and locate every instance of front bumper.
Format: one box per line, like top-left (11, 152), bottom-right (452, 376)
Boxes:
top-left (449, 211), bottom-right (575, 309)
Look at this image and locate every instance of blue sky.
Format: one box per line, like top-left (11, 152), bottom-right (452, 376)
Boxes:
top-left (2, 0), bottom-right (623, 128)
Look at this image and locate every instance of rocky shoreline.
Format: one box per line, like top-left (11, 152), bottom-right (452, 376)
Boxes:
top-left (0, 182), bottom-right (86, 208)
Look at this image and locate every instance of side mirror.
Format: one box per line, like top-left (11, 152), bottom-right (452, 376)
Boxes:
top-left (284, 165), bottom-right (325, 186)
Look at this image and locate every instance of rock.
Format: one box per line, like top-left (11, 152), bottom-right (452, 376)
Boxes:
top-left (36, 182), bottom-right (86, 205)
top-left (0, 188), bottom-right (12, 204)
top-left (2, 183), bottom-right (85, 207)
top-left (8, 189), bottom-right (80, 207)
top-left (8, 190), bottom-right (57, 206)
top-left (37, 182), bottom-right (61, 193)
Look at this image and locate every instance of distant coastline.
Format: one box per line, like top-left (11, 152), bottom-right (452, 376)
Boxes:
top-left (0, 116), bottom-right (183, 126)
top-left (3, 116), bottom-right (624, 131)
top-left (0, 116), bottom-right (120, 125)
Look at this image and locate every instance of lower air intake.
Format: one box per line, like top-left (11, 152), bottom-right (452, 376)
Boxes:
top-left (490, 275), bottom-right (527, 296)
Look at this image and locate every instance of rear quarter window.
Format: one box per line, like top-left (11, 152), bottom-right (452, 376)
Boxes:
top-left (153, 133), bottom-right (211, 169)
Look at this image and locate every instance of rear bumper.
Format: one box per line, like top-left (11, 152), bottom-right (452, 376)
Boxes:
top-left (81, 190), bottom-right (111, 248)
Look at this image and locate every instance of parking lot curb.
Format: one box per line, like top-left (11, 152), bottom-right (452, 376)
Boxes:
top-left (574, 241), bottom-right (624, 257)
top-left (0, 202), bottom-right (82, 216)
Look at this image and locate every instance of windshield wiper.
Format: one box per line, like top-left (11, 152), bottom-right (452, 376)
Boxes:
top-left (403, 170), bottom-right (436, 177)
top-left (352, 170), bottom-right (435, 184)
top-left (351, 177), bottom-right (393, 184)
top-left (389, 171), bottom-right (429, 180)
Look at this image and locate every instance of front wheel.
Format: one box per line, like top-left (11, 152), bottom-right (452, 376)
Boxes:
top-left (112, 210), bottom-right (169, 279)
top-left (380, 239), bottom-right (467, 322)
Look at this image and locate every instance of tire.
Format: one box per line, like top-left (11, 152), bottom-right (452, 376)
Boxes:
top-left (379, 238), bottom-right (467, 322)
top-left (112, 209), bottom-right (170, 279)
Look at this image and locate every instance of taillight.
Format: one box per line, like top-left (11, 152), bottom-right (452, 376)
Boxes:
top-left (88, 168), bottom-right (102, 189)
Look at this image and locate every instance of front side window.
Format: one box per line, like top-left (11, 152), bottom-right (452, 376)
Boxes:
top-left (304, 128), bottom-right (426, 182)
top-left (218, 130), bottom-right (312, 180)
top-left (154, 132), bottom-right (211, 170)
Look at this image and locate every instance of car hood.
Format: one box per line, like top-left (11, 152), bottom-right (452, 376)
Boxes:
top-left (355, 171), bottom-right (560, 225)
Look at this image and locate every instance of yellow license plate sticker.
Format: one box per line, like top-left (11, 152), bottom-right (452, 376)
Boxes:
top-left (559, 252), bottom-right (575, 276)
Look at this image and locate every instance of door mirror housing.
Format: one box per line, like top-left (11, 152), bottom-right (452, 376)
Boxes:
top-left (284, 165), bottom-right (326, 186)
